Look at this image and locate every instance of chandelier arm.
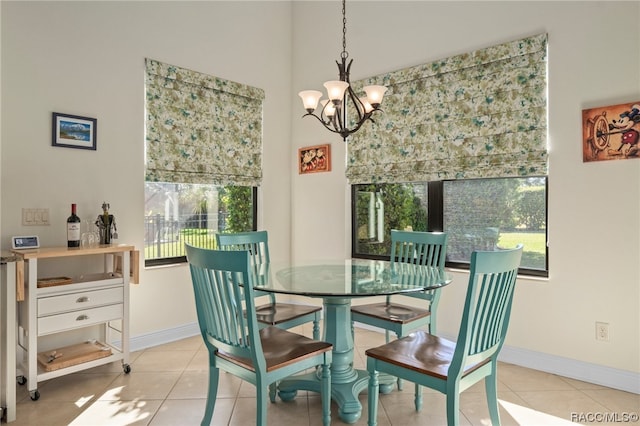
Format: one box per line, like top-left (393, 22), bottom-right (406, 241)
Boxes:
top-left (332, 105), bottom-right (345, 134)
top-left (341, 114), bottom-right (370, 138)
top-left (337, 103), bottom-right (345, 134)
top-left (301, 112), bottom-right (346, 137)
top-left (321, 100), bottom-right (344, 133)
top-left (301, 112), bottom-right (327, 125)
top-left (345, 86), bottom-right (366, 122)
top-left (302, 111), bottom-right (341, 134)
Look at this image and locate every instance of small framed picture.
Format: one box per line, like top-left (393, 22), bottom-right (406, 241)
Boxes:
top-left (299, 144), bottom-right (331, 174)
top-left (52, 112), bottom-right (97, 150)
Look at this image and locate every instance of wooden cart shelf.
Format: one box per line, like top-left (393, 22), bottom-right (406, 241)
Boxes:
top-left (37, 341), bottom-right (112, 372)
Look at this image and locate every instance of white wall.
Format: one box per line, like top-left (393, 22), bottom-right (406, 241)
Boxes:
top-left (1, 1), bottom-right (293, 336)
top-left (1, 1), bottom-right (638, 391)
top-left (291, 1), bottom-right (639, 385)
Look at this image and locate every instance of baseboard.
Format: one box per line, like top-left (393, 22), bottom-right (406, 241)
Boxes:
top-left (129, 322), bottom-right (200, 352)
top-left (128, 323), bottom-right (639, 395)
top-left (498, 344), bottom-right (640, 394)
top-left (434, 330), bottom-right (638, 395)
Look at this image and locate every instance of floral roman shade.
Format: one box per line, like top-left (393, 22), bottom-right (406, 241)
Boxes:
top-left (145, 58), bottom-right (265, 186)
top-left (346, 33), bottom-right (548, 184)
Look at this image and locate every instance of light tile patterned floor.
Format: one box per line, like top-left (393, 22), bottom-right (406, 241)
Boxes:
top-left (10, 325), bottom-right (638, 425)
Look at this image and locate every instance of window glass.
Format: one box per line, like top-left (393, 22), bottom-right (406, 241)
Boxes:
top-left (443, 177), bottom-right (547, 272)
top-left (352, 177), bottom-right (547, 276)
top-left (144, 182), bottom-right (256, 266)
top-left (353, 183), bottom-right (428, 257)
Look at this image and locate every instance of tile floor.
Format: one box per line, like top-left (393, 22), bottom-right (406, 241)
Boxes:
top-left (9, 325), bottom-right (639, 425)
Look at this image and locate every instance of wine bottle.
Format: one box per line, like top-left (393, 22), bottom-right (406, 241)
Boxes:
top-left (67, 203), bottom-right (81, 248)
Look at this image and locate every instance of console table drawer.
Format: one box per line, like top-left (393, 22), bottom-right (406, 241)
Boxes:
top-left (38, 304), bottom-right (123, 336)
top-left (38, 287), bottom-right (123, 316)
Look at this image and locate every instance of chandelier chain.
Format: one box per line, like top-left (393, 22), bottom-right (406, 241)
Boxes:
top-left (341, 0), bottom-right (348, 59)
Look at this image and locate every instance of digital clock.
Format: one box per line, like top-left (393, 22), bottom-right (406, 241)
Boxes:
top-left (12, 235), bottom-right (40, 250)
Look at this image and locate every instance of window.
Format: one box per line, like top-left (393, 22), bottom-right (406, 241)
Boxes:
top-left (144, 183), bottom-right (256, 266)
top-left (352, 177), bottom-right (548, 277)
top-left (348, 34), bottom-right (548, 277)
top-left (144, 59), bottom-right (264, 266)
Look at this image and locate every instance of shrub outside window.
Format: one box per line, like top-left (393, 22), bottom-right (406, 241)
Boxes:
top-left (352, 177), bottom-right (548, 277)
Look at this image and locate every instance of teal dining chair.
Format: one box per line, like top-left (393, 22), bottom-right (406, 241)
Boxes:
top-left (216, 231), bottom-right (322, 341)
top-left (185, 245), bottom-right (333, 426)
top-left (351, 230), bottom-right (448, 390)
top-left (365, 245), bottom-right (523, 426)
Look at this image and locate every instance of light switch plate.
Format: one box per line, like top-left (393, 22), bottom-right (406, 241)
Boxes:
top-left (22, 208), bottom-right (50, 226)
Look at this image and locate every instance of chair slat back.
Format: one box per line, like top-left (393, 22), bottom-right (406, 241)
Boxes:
top-left (451, 245), bottom-right (523, 374)
top-left (390, 230), bottom-right (448, 301)
top-left (185, 244), bottom-right (264, 366)
top-left (391, 230), bottom-right (447, 268)
top-left (217, 230), bottom-right (270, 266)
top-left (216, 231), bottom-right (272, 300)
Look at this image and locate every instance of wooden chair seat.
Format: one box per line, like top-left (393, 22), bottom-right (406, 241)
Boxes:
top-left (365, 330), bottom-right (488, 381)
top-left (350, 302), bottom-right (430, 324)
top-left (218, 326), bottom-right (332, 372)
top-left (255, 303), bottom-right (322, 327)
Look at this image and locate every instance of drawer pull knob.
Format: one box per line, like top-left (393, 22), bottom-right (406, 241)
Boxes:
top-left (76, 314), bottom-right (90, 321)
top-left (76, 296), bottom-right (90, 303)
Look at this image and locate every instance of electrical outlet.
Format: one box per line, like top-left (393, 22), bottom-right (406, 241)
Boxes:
top-left (596, 322), bottom-right (609, 341)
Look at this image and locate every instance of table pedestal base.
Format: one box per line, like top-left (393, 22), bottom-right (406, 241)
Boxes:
top-left (279, 370), bottom-right (395, 424)
top-left (278, 297), bottom-right (394, 424)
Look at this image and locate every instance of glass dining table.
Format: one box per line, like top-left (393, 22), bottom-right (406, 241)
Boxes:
top-left (253, 258), bottom-right (452, 424)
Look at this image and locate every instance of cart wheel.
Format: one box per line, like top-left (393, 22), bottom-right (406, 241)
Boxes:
top-left (123, 364), bottom-right (131, 374)
top-left (16, 376), bottom-right (26, 386)
top-left (30, 390), bottom-right (40, 401)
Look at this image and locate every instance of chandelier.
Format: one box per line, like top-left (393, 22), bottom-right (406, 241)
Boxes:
top-left (298, 0), bottom-right (387, 141)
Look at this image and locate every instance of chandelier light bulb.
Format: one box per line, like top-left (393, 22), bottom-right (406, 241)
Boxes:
top-left (363, 85), bottom-right (387, 107)
top-left (299, 90), bottom-right (323, 112)
top-left (321, 99), bottom-right (337, 117)
top-left (324, 80), bottom-right (350, 102)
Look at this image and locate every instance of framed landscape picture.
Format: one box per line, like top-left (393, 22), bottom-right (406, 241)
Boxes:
top-left (299, 144), bottom-right (331, 174)
top-left (52, 112), bottom-right (97, 150)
